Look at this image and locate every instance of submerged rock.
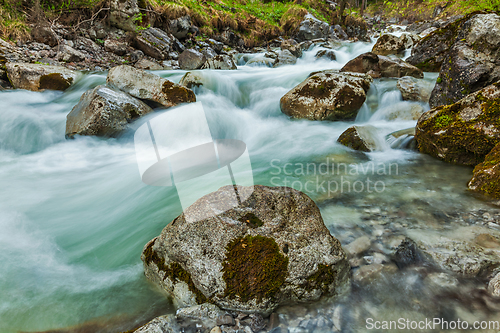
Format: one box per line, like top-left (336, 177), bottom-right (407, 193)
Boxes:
top-left (386, 128), bottom-right (417, 150)
top-left (468, 143), bottom-right (500, 199)
top-left (372, 33), bottom-right (420, 56)
top-left (337, 125), bottom-right (385, 152)
top-left (371, 102), bottom-right (425, 121)
top-left (201, 54), bottom-right (237, 70)
top-left (280, 70), bottom-right (372, 121)
top-left (141, 185), bottom-right (350, 314)
top-left (65, 85), bottom-right (153, 138)
top-left (107, 65), bottom-right (196, 108)
top-left (5, 62), bottom-right (80, 91)
top-left (315, 49), bottom-right (336, 61)
top-left (179, 71), bottom-right (207, 89)
top-left (416, 82), bottom-right (500, 166)
top-left (179, 49), bottom-right (207, 70)
top-left (397, 76), bottom-right (434, 103)
top-left (488, 272), bottom-right (500, 297)
top-left (341, 52), bottom-right (423, 79)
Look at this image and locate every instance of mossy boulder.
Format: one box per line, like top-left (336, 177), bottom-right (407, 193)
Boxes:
top-left (468, 142), bottom-right (500, 199)
top-left (372, 33), bottom-right (420, 56)
top-left (5, 62), bottom-right (81, 91)
top-left (107, 65), bottom-right (195, 108)
top-left (141, 185), bottom-right (350, 314)
top-left (415, 82), bottom-right (500, 166)
top-left (65, 85), bottom-right (153, 138)
top-left (341, 52), bottom-right (423, 79)
top-left (280, 70), bottom-right (372, 121)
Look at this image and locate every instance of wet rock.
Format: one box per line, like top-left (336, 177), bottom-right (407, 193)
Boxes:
top-left (372, 102), bottom-right (425, 121)
top-left (315, 49), bottom-right (336, 61)
top-left (386, 128), bottom-right (417, 150)
top-left (6, 62), bottom-right (81, 91)
top-left (397, 76), bottom-right (433, 102)
top-left (109, 0), bottom-right (140, 32)
top-left (341, 52), bottom-right (423, 79)
top-left (176, 303), bottom-right (223, 328)
top-left (372, 33), bottom-right (420, 56)
top-left (141, 185), bottom-right (350, 314)
top-left (201, 54), bottom-right (237, 70)
top-left (178, 49), bottom-right (207, 70)
top-left (135, 314), bottom-right (180, 333)
top-left (207, 39), bottom-right (224, 53)
top-left (343, 236), bottom-right (371, 256)
top-left (296, 14), bottom-right (335, 42)
top-left (135, 58), bottom-right (163, 70)
top-left (424, 272), bottom-right (459, 291)
top-left (267, 313), bottom-right (280, 331)
top-left (200, 47), bottom-right (217, 59)
top-left (280, 70), bottom-right (372, 121)
top-left (416, 82), bottom-right (500, 166)
top-left (337, 125), bottom-right (385, 152)
top-left (216, 314), bottom-right (235, 326)
top-left (104, 39), bottom-right (128, 56)
top-left (394, 237), bottom-right (421, 268)
top-left (65, 85), bottom-right (153, 138)
top-left (281, 39), bottom-right (302, 58)
top-left (352, 264), bottom-right (384, 283)
top-left (179, 71), bottom-right (206, 89)
top-left (57, 44), bottom-right (86, 62)
top-left (488, 272), bottom-right (500, 297)
top-left (246, 56), bottom-right (275, 67)
top-left (468, 143), bottom-right (500, 199)
top-left (168, 15), bottom-right (191, 39)
top-left (134, 27), bottom-right (173, 60)
top-left (31, 26), bottom-right (58, 47)
top-left (107, 65), bottom-right (196, 108)
top-left (273, 50), bottom-right (297, 67)
top-left (219, 30), bottom-right (243, 47)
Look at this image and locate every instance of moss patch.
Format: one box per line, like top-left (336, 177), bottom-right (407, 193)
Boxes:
top-left (162, 80), bottom-right (196, 104)
top-left (238, 212), bottom-right (263, 228)
top-left (39, 73), bottom-right (73, 91)
top-left (470, 143), bottom-right (500, 198)
top-left (143, 241), bottom-right (209, 304)
top-left (222, 235), bottom-right (288, 303)
top-left (300, 264), bottom-right (336, 293)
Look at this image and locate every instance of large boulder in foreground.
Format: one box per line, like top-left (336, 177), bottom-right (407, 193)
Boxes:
top-left (372, 33), bottom-right (420, 56)
top-left (107, 65), bottom-right (195, 108)
top-left (6, 63), bottom-right (80, 91)
top-left (141, 185), bottom-right (350, 314)
top-left (65, 85), bottom-right (153, 138)
top-left (340, 52), bottom-right (423, 79)
top-left (468, 143), bottom-right (500, 199)
top-left (416, 82), bottom-right (500, 166)
top-left (280, 70), bottom-right (372, 121)
top-left (408, 13), bottom-right (500, 108)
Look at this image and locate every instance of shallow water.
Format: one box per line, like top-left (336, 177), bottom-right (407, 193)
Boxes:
top-left (1, 38), bottom-right (499, 333)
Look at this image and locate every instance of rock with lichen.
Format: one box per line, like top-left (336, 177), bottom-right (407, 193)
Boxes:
top-left (65, 85), bottom-right (153, 138)
top-left (141, 185), bottom-right (350, 315)
top-left (179, 71), bottom-right (207, 89)
top-left (372, 33), bottom-right (420, 56)
top-left (5, 62), bottom-right (81, 91)
top-left (468, 142), bottom-right (500, 199)
top-left (341, 52), bottom-right (423, 79)
top-left (201, 55), bottom-right (237, 70)
top-left (280, 70), bottom-right (372, 121)
top-left (107, 65), bottom-right (196, 108)
top-left (397, 76), bottom-right (434, 103)
top-left (415, 82), bottom-right (500, 166)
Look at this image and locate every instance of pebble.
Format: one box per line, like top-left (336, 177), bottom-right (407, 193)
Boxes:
top-left (210, 327), bottom-right (222, 333)
top-left (343, 236), bottom-right (371, 257)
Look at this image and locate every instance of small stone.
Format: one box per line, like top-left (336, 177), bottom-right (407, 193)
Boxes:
top-left (343, 236), bottom-right (371, 257)
top-left (394, 237), bottom-right (420, 268)
top-left (216, 314), bottom-right (235, 326)
top-left (210, 327), bottom-right (223, 333)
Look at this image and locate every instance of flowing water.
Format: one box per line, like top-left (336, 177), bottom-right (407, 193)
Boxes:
top-left (1, 35), bottom-right (500, 333)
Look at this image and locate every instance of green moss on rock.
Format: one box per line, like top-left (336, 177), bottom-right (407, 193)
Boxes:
top-left (300, 264), bottom-right (336, 293)
top-left (222, 235), bottom-right (288, 303)
top-left (144, 241), bottom-right (209, 304)
top-left (238, 212), bottom-right (264, 228)
top-left (469, 143), bottom-right (500, 198)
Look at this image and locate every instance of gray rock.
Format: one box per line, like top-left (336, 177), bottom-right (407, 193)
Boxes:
top-left (397, 76), bottom-right (433, 102)
top-left (488, 272), bottom-right (500, 297)
top-left (372, 33), bottom-right (420, 56)
top-left (200, 47), bottom-right (217, 59)
top-left (135, 58), bottom-right (163, 70)
top-left (343, 236), bottom-right (371, 256)
top-left (176, 303), bottom-right (223, 328)
top-left (424, 272), bottom-right (459, 291)
top-left (179, 72), bottom-right (206, 89)
top-left (178, 49), bottom-right (207, 70)
top-left (109, 0), bottom-right (140, 32)
top-left (216, 314), bottom-right (235, 326)
top-left (107, 65), bottom-right (196, 108)
top-left (273, 50), bottom-right (297, 67)
top-left (296, 14), bottom-right (335, 42)
top-left (134, 27), bottom-right (173, 60)
top-left (315, 49), bottom-right (336, 61)
top-left (5, 62), bottom-right (81, 91)
top-left (57, 44), bottom-right (86, 62)
top-left (207, 39), bottom-right (224, 53)
top-left (141, 185), bottom-right (350, 315)
top-left (104, 39), bottom-right (128, 56)
top-left (168, 15), bottom-right (191, 39)
top-left (219, 30), bottom-right (243, 47)
top-left (31, 26), bottom-right (58, 47)
top-left (130, 50), bottom-right (144, 62)
top-left (134, 314), bottom-right (180, 333)
top-left (281, 39), bottom-right (302, 58)
top-left (201, 54), bottom-right (237, 70)
top-left (341, 52), bottom-right (423, 79)
top-left (393, 238), bottom-right (421, 268)
top-left (337, 125), bottom-right (385, 152)
top-left (280, 70), bottom-right (372, 121)
top-left (65, 85), bottom-right (153, 138)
